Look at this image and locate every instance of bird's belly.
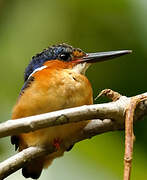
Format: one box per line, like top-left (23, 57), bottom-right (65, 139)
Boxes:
top-left (21, 121), bottom-right (88, 148)
top-left (15, 70), bottom-right (93, 151)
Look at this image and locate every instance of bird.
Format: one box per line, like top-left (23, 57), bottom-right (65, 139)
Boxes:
top-left (11, 43), bottom-right (131, 179)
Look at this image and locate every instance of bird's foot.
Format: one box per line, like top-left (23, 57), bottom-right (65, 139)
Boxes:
top-left (53, 138), bottom-right (62, 150)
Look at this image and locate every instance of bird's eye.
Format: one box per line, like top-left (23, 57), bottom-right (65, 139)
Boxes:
top-left (59, 53), bottom-right (71, 61)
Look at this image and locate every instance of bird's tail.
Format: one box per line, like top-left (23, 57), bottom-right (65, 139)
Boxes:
top-left (22, 151), bottom-right (63, 179)
top-left (22, 157), bottom-right (44, 179)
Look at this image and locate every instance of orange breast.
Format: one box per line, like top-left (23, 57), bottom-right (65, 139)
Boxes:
top-left (12, 63), bottom-right (93, 153)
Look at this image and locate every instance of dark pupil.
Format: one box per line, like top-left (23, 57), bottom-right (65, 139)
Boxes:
top-left (60, 53), bottom-right (71, 61)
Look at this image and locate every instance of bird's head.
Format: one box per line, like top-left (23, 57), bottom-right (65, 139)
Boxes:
top-left (24, 43), bottom-right (131, 82)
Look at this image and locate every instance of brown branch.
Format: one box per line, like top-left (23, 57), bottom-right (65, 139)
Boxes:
top-left (124, 98), bottom-right (136, 180)
top-left (0, 91), bottom-right (147, 179)
top-left (123, 95), bottom-right (147, 180)
top-left (0, 119), bottom-right (115, 180)
top-left (0, 147), bottom-right (49, 180)
top-left (0, 95), bottom-right (130, 139)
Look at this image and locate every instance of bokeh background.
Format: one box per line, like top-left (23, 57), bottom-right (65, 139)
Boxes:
top-left (0, 0), bottom-right (147, 179)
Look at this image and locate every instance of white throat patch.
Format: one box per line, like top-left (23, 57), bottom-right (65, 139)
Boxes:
top-left (72, 63), bottom-right (91, 74)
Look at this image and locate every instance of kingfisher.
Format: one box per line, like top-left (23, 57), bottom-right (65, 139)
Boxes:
top-left (11, 43), bottom-right (131, 179)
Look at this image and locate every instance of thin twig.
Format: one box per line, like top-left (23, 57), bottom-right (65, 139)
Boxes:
top-left (124, 95), bottom-right (147, 180)
top-left (95, 88), bottom-right (121, 101)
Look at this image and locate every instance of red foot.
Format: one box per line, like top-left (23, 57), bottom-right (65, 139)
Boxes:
top-left (53, 138), bottom-right (62, 150)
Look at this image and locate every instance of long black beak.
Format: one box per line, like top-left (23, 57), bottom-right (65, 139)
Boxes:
top-left (77, 50), bottom-right (132, 63)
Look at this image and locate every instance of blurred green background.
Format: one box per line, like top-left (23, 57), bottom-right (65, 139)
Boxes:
top-left (0, 0), bottom-right (147, 179)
